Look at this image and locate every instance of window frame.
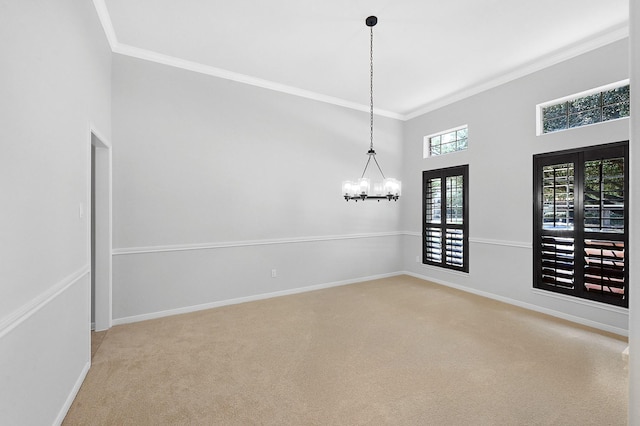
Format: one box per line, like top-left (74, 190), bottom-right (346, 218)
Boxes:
top-left (536, 80), bottom-right (630, 135)
top-left (423, 125), bottom-right (468, 158)
top-left (533, 141), bottom-right (629, 308)
top-left (422, 165), bottom-right (469, 273)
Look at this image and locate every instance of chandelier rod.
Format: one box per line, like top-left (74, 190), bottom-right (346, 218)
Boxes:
top-left (369, 23), bottom-right (374, 152)
top-left (365, 17), bottom-right (386, 180)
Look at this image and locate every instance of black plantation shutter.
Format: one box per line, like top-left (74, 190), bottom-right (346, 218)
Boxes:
top-left (541, 235), bottom-right (575, 289)
top-left (581, 149), bottom-right (627, 302)
top-left (423, 165), bottom-right (469, 272)
top-left (583, 239), bottom-right (625, 296)
top-left (533, 142), bottom-right (628, 308)
top-left (536, 158), bottom-right (577, 295)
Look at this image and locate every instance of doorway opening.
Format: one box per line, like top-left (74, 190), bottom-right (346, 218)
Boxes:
top-left (91, 130), bottom-right (112, 331)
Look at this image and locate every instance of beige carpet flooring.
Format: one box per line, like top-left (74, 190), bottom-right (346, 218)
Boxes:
top-left (91, 330), bottom-right (107, 360)
top-left (64, 275), bottom-right (628, 425)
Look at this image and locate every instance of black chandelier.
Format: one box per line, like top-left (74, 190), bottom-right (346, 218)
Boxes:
top-left (342, 16), bottom-right (401, 202)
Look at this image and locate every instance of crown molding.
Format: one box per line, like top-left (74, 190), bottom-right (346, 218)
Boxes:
top-left (92, 1), bottom-right (628, 122)
top-left (92, 0), bottom-right (118, 50)
top-left (90, 0), bottom-right (398, 120)
top-left (404, 21), bottom-right (629, 121)
top-left (112, 43), bottom-right (404, 120)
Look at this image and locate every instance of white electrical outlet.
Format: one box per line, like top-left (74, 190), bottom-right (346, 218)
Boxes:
top-left (416, 255), bottom-right (420, 263)
top-left (271, 269), bottom-right (277, 278)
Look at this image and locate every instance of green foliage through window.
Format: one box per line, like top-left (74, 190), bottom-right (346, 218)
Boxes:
top-left (425, 126), bottom-right (468, 157)
top-left (541, 84), bottom-right (629, 134)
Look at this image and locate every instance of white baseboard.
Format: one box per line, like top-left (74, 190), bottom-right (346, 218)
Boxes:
top-left (114, 269), bottom-right (628, 336)
top-left (113, 272), bottom-right (404, 326)
top-left (403, 271), bottom-right (628, 337)
top-left (54, 361), bottom-right (90, 426)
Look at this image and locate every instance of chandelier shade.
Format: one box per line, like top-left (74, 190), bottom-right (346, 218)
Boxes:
top-left (342, 16), bottom-right (401, 202)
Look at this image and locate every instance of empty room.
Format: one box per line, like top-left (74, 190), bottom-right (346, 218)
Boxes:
top-left (1, 0), bottom-right (639, 424)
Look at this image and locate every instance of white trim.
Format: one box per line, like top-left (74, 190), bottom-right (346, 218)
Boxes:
top-left (91, 0), bottom-right (117, 50)
top-left (91, 3), bottom-right (627, 122)
top-left (0, 266), bottom-right (90, 339)
top-left (113, 44), bottom-right (403, 120)
top-left (531, 288), bottom-right (628, 315)
top-left (89, 125), bottom-right (113, 331)
top-left (536, 79), bottom-right (630, 135)
top-left (416, 263), bottom-right (470, 278)
top-left (89, 124), bottom-right (112, 149)
top-left (113, 231), bottom-right (403, 255)
top-left (401, 231), bottom-right (421, 237)
top-left (469, 237), bottom-right (532, 249)
top-left (53, 361), bottom-right (91, 426)
top-left (403, 271), bottom-right (628, 336)
top-left (89, 3), bottom-right (407, 119)
top-left (629, 2), bottom-right (640, 423)
top-left (424, 124), bottom-right (469, 140)
top-left (423, 124), bottom-right (469, 158)
top-left (403, 232), bottom-right (532, 250)
top-left (405, 23), bottom-right (629, 121)
top-left (537, 79), bottom-right (630, 109)
top-left (112, 272), bottom-right (403, 326)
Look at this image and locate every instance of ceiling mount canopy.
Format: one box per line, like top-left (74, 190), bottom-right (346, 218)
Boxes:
top-left (342, 16), bottom-right (401, 202)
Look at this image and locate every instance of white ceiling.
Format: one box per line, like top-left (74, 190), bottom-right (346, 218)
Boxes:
top-left (97, 0), bottom-right (629, 119)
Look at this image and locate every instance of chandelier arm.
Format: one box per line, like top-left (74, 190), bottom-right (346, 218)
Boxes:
top-left (360, 155), bottom-right (373, 179)
top-left (372, 154), bottom-right (386, 180)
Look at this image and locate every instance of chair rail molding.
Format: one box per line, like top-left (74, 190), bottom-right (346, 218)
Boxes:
top-left (112, 232), bottom-right (404, 256)
top-left (0, 265), bottom-right (90, 339)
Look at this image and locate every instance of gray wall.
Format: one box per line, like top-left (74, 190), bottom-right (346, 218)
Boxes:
top-left (0, 3), bottom-right (635, 422)
top-left (0, 0), bottom-right (111, 424)
top-left (111, 54), bottom-right (403, 322)
top-left (402, 39), bottom-right (630, 334)
top-left (111, 39), bottom-right (632, 334)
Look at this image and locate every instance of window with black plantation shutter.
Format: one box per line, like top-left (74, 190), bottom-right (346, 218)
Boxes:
top-left (533, 142), bottom-right (628, 308)
top-left (423, 165), bottom-right (469, 272)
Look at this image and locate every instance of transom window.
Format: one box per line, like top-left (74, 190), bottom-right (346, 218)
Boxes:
top-left (533, 141), bottom-right (628, 307)
top-left (424, 126), bottom-right (468, 157)
top-left (423, 165), bottom-right (469, 272)
top-left (538, 81), bottom-right (630, 134)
